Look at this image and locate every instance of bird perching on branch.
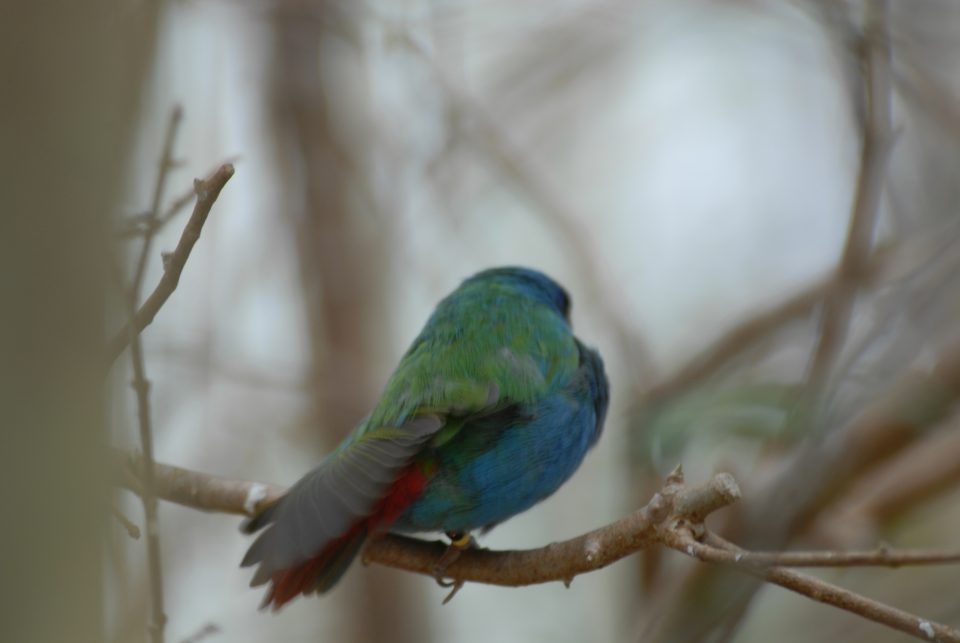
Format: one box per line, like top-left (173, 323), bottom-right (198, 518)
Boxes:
top-left (242, 267), bottom-right (609, 608)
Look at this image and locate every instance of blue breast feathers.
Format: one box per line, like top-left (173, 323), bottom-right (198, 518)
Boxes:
top-left (394, 340), bottom-right (608, 533)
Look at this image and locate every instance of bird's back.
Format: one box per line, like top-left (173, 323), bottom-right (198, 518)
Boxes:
top-left (365, 271), bottom-right (581, 432)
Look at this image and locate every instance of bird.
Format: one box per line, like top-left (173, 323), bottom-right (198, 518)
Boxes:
top-left (241, 266), bottom-right (609, 609)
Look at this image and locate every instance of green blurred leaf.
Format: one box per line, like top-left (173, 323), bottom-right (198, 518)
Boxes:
top-left (629, 382), bottom-right (804, 472)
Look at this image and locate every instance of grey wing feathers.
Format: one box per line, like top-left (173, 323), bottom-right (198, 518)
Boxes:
top-left (241, 414), bottom-right (443, 586)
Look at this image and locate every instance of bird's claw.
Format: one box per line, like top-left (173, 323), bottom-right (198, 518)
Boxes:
top-left (441, 579), bottom-right (466, 604)
top-left (433, 531), bottom-right (476, 600)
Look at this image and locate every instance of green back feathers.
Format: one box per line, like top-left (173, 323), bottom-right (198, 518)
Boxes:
top-left (364, 276), bottom-right (578, 433)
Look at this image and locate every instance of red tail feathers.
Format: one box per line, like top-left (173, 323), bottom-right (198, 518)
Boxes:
top-left (263, 524), bottom-right (367, 610)
top-left (261, 464), bottom-right (431, 609)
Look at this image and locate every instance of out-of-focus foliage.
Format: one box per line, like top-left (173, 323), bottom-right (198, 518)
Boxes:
top-left (632, 382), bottom-right (804, 474)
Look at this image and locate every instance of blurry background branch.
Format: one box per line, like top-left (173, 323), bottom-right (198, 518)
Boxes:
top-left (119, 105), bottom-right (186, 643)
top-left (111, 115), bottom-right (234, 640)
top-left (637, 4), bottom-right (927, 640)
top-left (265, 3), bottom-right (428, 640)
top-left (802, 0), bottom-right (894, 398)
top-left (397, 31), bottom-right (659, 389)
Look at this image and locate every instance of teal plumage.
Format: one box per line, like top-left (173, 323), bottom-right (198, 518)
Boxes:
top-left (242, 267), bottom-right (608, 608)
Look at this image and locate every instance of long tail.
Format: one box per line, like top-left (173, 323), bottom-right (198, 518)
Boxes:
top-left (241, 458), bottom-right (433, 609)
top-left (260, 521), bottom-right (369, 610)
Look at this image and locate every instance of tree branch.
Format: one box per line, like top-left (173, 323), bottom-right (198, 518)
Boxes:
top-left (106, 163), bottom-right (235, 365)
top-left (665, 529), bottom-right (960, 643)
top-left (642, 241), bottom-right (895, 405)
top-left (703, 532), bottom-right (960, 568)
top-left (363, 470), bottom-right (740, 587)
top-left (118, 452), bottom-right (960, 641)
top-left (123, 106), bottom-right (185, 643)
top-left (747, 337), bottom-right (960, 540)
top-left (803, 0), bottom-right (894, 395)
top-left (120, 452), bottom-right (285, 517)
top-left (119, 455), bottom-right (739, 586)
top-left (119, 157), bottom-right (240, 240)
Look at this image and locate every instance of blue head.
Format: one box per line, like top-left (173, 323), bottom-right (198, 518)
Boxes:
top-left (462, 267), bottom-right (571, 321)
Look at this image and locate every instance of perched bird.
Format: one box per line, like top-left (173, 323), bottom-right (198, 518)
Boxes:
top-left (242, 266), bottom-right (609, 608)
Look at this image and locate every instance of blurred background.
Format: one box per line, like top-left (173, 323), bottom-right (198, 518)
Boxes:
top-left (86, 0), bottom-right (960, 641)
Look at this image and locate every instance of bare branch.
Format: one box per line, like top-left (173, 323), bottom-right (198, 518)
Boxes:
top-left (703, 532), bottom-right (960, 568)
top-left (106, 163), bottom-right (235, 365)
top-left (643, 241), bottom-right (895, 404)
top-left (178, 623), bottom-right (220, 643)
top-left (120, 452), bottom-right (285, 517)
top-left (119, 157), bottom-right (240, 240)
top-left (665, 530), bottom-right (960, 643)
top-left (123, 106), bottom-right (186, 643)
top-left (129, 106), bottom-right (183, 292)
top-left (750, 337), bottom-right (960, 539)
top-left (366, 472), bottom-right (740, 587)
top-left (111, 506), bottom-right (142, 540)
top-left (119, 452), bottom-right (960, 640)
top-left (804, 0), bottom-right (894, 395)
top-left (120, 456), bottom-right (739, 587)
top-left (646, 339), bottom-right (960, 642)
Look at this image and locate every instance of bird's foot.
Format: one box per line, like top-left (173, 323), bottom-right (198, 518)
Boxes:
top-left (434, 531), bottom-right (475, 603)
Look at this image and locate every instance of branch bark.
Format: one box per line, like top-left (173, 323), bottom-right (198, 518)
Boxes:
top-left (118, 456), bottom-right (739, 587)
top-left (665, 530), bottom-right (960, 643)
top-left (106, 163), bottom-right (235, 365)
top-left (703, 532), bottom-right (960, 568)
top-left (123, 107), bottom-right (186, 643)
top-left (118, 453), bottom-right (960, 642)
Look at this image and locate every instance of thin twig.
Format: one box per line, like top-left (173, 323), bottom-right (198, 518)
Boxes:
top-left (119, 451), bottom-right (285, 517)
top-left (748, 336), bottom-right (960, 541)
top-left (665, 529), bottom-right (960, 643)
top-left (642, 242), bottom-right (895, 405)
top-left (106, 163), bottom-right (235, 365)
top-left (708, 0), bottom-right (898, 609)
top-left (124, 107), bottom-right (185, 643)
top-left (112, 506), bottom-right (142, 540)
top-left (803, 0), bottom-right (894, 397)
top-left (119, 157), bottom-right (241, 240)
top-left (640, 337), bottom-right (960, 642)
top-left (703, 532), bottom-right (960, 568)
top-left (130, 107), bottom-right (183, 293)
top-left (177, 623), bottom-right (220, 643)
top-left (641, 212), bottom-right (956, 408)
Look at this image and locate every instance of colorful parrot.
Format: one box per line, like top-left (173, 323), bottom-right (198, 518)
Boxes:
top-left (242, 266), bottom-right (609, 608)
